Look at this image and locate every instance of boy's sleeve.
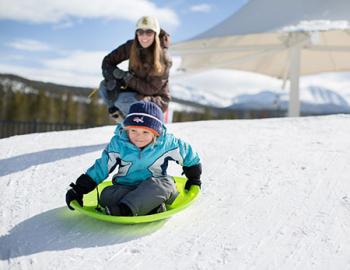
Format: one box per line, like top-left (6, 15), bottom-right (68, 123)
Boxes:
top-left (85, 137), bottom-right (120, 184)
top-left (177, 138), bottom-right (201, 167)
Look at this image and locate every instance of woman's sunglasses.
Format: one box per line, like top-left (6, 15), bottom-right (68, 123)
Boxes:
top-left (136, 29), bottom-right (155, 36)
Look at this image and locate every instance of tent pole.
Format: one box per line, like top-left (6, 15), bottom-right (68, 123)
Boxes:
top-left (288, 39), bottom-right (301, 117)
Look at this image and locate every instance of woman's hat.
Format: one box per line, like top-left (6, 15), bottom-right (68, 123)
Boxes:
top-left (123, 101), bottom-right (163, 136)
top-left (136, 16), bottom-right (160, 35)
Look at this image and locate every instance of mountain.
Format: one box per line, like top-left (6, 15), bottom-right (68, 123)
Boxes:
top-left (228, 87), bottom-right (350, 114)
top-left (0, 73), bottom-right (92, 98)
top-left (170, 69), bottom-right (350, 114)
top-left (1, 115), bottom-right (350, 269)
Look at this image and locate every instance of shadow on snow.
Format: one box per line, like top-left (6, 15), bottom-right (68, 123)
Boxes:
top-left (0, 207), bottom-right (166, 259)
top-left (0, 143), bottom-right (107, 177)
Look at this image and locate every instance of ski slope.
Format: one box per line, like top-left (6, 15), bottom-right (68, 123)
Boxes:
top-left (1, 115), bottom-right (350, 269)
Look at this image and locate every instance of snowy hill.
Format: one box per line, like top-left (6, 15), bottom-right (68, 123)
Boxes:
top-left (1, 115), bottom-right (350, 269)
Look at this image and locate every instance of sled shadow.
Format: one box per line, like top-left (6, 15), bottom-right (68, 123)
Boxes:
top-left (0, 207), bottom-right (166, 260)
top-left (0, 143), bottom-right (106, 177)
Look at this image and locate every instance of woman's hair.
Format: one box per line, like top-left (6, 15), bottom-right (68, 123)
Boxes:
top-left (129, 33), bottom-right (168, 76)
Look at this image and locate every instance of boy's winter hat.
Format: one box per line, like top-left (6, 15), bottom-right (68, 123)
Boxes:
top-left (136, 16), bottom-right (160, 35)
top-left (124, 101), bottom-right (164, 136)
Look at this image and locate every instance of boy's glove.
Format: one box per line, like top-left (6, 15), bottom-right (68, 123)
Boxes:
top-left (65, 174), bottom-right (97, 210)
top-left (183, 163), bottom-right (202, 190)
top-left (184, 178), bottom-right (202, 190)
top-left (113, 67), bottom-right (133, 83)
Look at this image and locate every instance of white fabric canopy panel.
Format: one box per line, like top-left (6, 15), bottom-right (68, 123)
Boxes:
top-left (172, 0), bottom-right (350, 116)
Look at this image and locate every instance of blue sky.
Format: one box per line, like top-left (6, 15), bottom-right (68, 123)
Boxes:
top-left (0, 0), bottom-right (247, 87)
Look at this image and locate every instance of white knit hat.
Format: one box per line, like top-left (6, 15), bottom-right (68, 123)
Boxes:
top-left (136, 16), bottom-right (160, 35)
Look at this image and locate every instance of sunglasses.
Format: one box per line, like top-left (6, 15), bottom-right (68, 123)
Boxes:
top-left (136, 29), bottom-right (155, 36)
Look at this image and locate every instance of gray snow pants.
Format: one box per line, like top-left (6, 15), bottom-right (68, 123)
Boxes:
top-left (99, 176), bottom-right (179, 216)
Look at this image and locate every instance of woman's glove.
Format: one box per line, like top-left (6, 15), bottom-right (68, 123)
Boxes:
top-left (113, 67), bottom-right (133, 83)
top-left (65, 174), bottom-right (97, 210)
top-left (183, 163), bottom-right (202, 190)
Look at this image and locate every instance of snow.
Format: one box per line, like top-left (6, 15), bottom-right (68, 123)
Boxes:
top-left (280, 20), bottom-right (350, 32)
top-left (1, 115), bottom-right (350, 269)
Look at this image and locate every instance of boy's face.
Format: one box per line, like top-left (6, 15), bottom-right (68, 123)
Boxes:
top-left (126, 127), bottom-right (155, 148)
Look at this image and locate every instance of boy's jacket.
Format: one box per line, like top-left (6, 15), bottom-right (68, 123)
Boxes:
top-left (86, 125), bottom-right (200, 186)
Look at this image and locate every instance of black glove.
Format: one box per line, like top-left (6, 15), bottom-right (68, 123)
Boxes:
top-left (113, 67), bottom-right (133, 83)
top-left (185, 179), bottom-right (202, 190)
top-left (65, 174), bottom-right (97, 210)
top-left (183, 163), bottom-right (202, 190)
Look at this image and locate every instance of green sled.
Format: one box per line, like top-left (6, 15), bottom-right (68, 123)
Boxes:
top-left (70, 176), bottom-right (200, 224)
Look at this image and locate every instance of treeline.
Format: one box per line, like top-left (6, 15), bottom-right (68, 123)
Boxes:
top-left (0, 74), bottom-right (111, 125)
top-left (172, 106), bottom-right (286, 122)
top-left (0, 88), bottom-right (110, 125)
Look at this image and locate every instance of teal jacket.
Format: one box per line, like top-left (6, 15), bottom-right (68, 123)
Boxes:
top-left (86, 125), bottom-right (200, 186)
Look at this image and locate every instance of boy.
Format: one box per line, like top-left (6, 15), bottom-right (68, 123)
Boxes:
top-left (66, 101), bottom-right (202, 216)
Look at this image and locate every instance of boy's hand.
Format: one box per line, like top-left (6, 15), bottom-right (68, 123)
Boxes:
top-left (183, 163), bottom-right (202, 191)
top-left (65, 174), bottom-right (97, 211)
top-left (65, 185), bottom-right (83, 210)
top-left (184, 178), bottom-right (201, 191)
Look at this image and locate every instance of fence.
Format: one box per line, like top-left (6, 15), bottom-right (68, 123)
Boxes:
top-left (0, 120), bottom-right (98, 139)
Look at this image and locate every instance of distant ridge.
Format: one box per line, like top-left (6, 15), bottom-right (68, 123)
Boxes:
top-left (0, 73), bottom-right (92, 97)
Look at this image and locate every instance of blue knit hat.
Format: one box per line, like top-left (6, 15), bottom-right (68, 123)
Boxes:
top-left (123, 101), bottom-right (164, 136)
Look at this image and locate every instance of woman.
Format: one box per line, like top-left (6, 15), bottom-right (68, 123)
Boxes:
top-left (100, 16), bottom-right (172, 121)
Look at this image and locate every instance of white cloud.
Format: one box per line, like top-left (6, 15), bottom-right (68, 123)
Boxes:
top-left (0, 50), bottom-right (131, 87)
top-left (0, 50), bottom-right (106, 87)
top-left (0, 0), bottom-right (179, 28)
top-left (0, 62), bottom-right (100, 87)
top-left (190, 4), bottom-right (212, 13)
top-left (6, 39), bottom-right (51, 51)
top-left (43, 50), bottom-right (106, 75)
top-left (0, 48), bottom-right (180, 87)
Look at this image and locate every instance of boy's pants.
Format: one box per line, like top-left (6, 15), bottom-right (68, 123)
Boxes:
top-left (99, 176), bottom-right (179, 216)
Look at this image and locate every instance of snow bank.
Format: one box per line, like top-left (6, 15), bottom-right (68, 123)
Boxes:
top-left (1, 115), bottom-right (350, 269)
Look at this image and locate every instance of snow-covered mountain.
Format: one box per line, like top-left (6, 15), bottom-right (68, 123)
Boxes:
top-left (170, 69), bottom-right (350, 114)
top-left (1, 115), bottom-right (350, 269)
top-left (229, 86), bottom-right (350, 114)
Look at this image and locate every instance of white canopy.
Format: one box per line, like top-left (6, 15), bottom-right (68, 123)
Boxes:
top-left (172, 0), bottom-right (350, 116)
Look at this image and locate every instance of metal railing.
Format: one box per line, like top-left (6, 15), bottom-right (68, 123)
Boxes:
top-left (0, 120), bottom-right (98, 138)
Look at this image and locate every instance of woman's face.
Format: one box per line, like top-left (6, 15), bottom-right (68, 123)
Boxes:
top-left (136, 29), bottom-right (155, 48)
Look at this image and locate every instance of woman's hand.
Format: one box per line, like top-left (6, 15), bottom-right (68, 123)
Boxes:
top-left (113, 67), bottom-right (133, 82)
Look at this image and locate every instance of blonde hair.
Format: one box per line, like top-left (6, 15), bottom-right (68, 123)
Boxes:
top-left (129, 34), bottom-right (167, 76)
